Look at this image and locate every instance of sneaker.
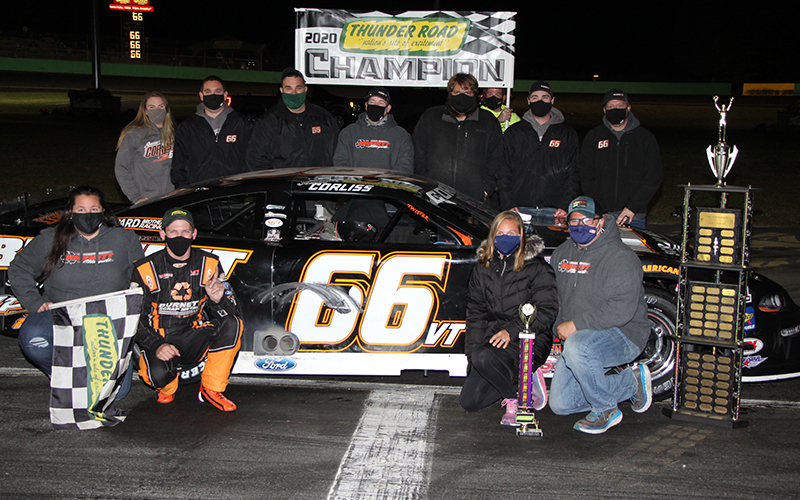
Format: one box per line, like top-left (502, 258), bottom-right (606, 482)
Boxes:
top-left (530, 367), bottom-right (548, 411)
top-left (630, 363), bottom-right (653, 413)
top-left (156, 390), bottom-right (174, 404)
top-left (500, 398), bottom-right (518, 426)
top-left (574, 408), bottom-right (623, 434)
top-left (198, 385), bottom-right (237, 412)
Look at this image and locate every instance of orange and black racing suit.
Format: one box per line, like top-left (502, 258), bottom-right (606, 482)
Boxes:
top-left (133, 248), bottom-right (242, 394)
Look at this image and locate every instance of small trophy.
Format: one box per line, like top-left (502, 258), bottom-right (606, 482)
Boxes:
top-left (706, 96), bottom-right (739, 187)
top-left (516, 303), bottom-right (543, 437)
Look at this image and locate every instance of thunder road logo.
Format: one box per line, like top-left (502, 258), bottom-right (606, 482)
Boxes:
top-left (341, 18), bottom-right (470, 56)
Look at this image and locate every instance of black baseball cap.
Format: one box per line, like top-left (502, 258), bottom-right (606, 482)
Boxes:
top-left (162, 207), bottom-right (194, 229)
top-left (365, 87), bottom-right (391, 104)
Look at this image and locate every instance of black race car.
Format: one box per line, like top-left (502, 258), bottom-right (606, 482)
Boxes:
top-left (1, 168), bottom-right (798, 400)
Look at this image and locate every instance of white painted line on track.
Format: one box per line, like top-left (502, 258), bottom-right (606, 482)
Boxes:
top-left (327, 388), bottom-right (437, 500)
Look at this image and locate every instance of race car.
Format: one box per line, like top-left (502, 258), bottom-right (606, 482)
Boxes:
top-left (1, 168), bottom-right (798, 401)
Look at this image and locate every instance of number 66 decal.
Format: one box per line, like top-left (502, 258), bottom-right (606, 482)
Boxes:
top-left (286, 251), bottom-right (451, 350)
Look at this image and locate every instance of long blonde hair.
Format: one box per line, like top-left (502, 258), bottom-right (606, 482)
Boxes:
top-left (117, 90), bottom-right (175, 151)
top-left (478, 211), bottom-right (527, 272)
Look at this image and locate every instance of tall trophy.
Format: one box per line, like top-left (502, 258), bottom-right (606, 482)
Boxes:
top-left (516, 303), bottom-right (543, 437)
top-left (706, 96), bottom-right (739, 186)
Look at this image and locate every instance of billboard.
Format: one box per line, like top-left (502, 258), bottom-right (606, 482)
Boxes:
top-left (295, 9), bottom-right (516, 88)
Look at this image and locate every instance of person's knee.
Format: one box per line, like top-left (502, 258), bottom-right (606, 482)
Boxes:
top-left (458, 392), bottom-right (482, 412)
top-left (469, 346), bottom-right (494, 370)
top-left (547, 391), bottom-right (571, 415)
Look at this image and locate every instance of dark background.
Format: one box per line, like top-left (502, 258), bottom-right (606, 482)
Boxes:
top-left (3, 2), bottom-right (799, 83)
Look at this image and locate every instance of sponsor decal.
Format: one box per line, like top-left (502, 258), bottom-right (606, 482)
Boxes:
top-left (406, 204), bottom-right (429, 221)
top-left (557, 259), bottom-right (590, 274)
top-left (0, 235), bottom-right (33, 269)
top-left (642, 264), bottom-right (680, 276)
top-left (82, 314), bottom-right (119, 404)
top-left (781, 324), bottom-right (800, 337)
top-left (266, 204), bottom-right (286, 210)
top-left (548, 140), bottom-right (561, 148)
top-left (225, 135), bottom-right (237, 142)
top-left (32, 211), bottom-right (63, 225)
top-left (266, 229), bottom-right (282, 242)
top-left (743, 355), bottom-right (767, 369)
top-left (422, 322), bottom-right (465, 347)
top-left (744, 306), bottom-right (755, 331)
top-left (307, 182), bottom-right (373, 193)
top-left (598, 139), bottom-right (609, 149)
top-left (143, 140), bottom-right (169, 161)
top-left (341, 18), bottom-right (470, 56)
top-left (742, 337), bottom-right (763, 355)
top-left (0, 294), bottom-right (23, 315)
top-left (264, 211), bottom-right (287, 219)
top-left (170, 282), bottom-right (192, 301)
top-left (158, 300), bottom-right (200, 316)
top-left (265, 218), bottom-right (284, 228)
top-left (179, 360), bottom-right (205, 380)
top-left (255, 357), bottom-right (297, 372)
top-left (312, 126), bottom-right (321, 134)
top-left (355, 139), bottom-right (391, 149)
top-left (118, 217), bottom-right (163, 231)
top-left (157, 273), bottom-right (173, 279)
top-left (63, 251), bottom-right (115, 265)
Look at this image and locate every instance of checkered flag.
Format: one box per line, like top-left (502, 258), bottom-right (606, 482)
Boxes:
top-left (49, 288), bottom-right (143, 430)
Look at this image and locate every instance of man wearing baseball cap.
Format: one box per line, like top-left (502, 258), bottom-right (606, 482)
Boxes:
top-left (580, 89), bottom-right (662, 229)
top-left (247, 68), bottom-right (340, 170)
top-left (133, 207), bottom-right (242, 411)
top-left (333, 86), bottom-right (413, 173)
top-left (501, 81), bottom-right (580, 218)
top-left (548, 196), bottom-right (652, 434)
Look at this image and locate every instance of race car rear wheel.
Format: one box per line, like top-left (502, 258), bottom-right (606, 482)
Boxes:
top-left (640, 286), bottom-right (678, 401)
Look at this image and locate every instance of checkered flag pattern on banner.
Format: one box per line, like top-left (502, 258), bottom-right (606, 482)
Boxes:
top-left (49, 288), bottom-right (143, 430)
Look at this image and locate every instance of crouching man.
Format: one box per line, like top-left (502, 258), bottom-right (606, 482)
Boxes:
top-left (133, 208), bottom-right (242, 411)
top-left (548, 196), bottom-right (652, 433)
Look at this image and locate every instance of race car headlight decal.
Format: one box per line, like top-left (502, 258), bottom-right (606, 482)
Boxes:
top-left (758, 293), bottom-right (784, 313)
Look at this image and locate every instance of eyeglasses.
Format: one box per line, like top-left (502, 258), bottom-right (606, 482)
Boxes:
top-left (567, 217), bottom-right (599, 226)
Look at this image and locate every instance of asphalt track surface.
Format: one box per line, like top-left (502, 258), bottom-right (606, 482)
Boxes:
top-left (2, 225), bottom-right (800, 500)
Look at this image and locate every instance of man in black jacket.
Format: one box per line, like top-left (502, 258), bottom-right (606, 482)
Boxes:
top-left (246, 68), bottom-right (339, 170)
top-left (171, 75), bottom-right (251, 188)
top-left (580, 89), bottom-right (662, 229)
top-left (501, 81), bottom-right (580, 217)
top-left (412, 73), bottom-right (504, 207)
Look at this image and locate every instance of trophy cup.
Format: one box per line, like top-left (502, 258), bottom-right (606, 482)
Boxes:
top-left (516, 303), bottom-right (543, 437)
top-left (706, 96), bottom-right (739, 187)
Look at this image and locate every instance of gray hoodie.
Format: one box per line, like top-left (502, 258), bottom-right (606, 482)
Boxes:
top-left (550, 215), bottom-right (650, 350)
top-left (115, 124), bottom-right (174, 203)
top-left (9, 224), bottom-right (144, 313)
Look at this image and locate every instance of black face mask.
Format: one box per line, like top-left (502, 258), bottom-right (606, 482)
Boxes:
top-left (366, 104), bottom-right (387, 122)
top-left (165, 236), bottom-right (193, 256)
top-left (203, 94), bottom-right (225, 110)
top-left (605, 108), bottom-right (628, 125)
top-left (449, 93), bottom-right (477, 115)
top-left (72, 212), bottom-right (104, 234)
top-left (483, 95), bottom-right (503, 111)
top-left (529, 100), bottom-right (552, 117)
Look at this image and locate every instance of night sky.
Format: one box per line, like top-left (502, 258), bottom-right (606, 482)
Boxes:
top-left (3, 2), bottom-right (798, 83)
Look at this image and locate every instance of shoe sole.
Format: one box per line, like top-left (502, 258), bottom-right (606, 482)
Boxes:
top-left (632, 365), bottom-right (653, 413)
top-left (574, 410), bottom-right (623, 434)
top-left (531, 369), bottom-right (548, 411)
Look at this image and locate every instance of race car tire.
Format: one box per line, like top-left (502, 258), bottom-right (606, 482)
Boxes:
top-left (640, 286), bottom-right (678, 401)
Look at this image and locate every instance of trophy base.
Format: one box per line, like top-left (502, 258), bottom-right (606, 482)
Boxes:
top-left (515, 409), bottom-right (543, 437)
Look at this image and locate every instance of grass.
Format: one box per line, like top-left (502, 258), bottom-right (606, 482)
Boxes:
top-left (0, 91), bottom-right (797, 225)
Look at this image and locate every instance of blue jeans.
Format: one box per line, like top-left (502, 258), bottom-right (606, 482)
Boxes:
top-left (18, 311), bottom-right (133, 400)
top-left (549, 327), bottom-right (640, 415)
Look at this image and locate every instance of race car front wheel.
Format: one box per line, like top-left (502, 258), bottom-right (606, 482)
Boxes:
top-left (640, 286), bottom-right (678, 401)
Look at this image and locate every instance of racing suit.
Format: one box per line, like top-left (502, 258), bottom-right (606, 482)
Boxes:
top-left (133, 248), bottom-right (242, 393)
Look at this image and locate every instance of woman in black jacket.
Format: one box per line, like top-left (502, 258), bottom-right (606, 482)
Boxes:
top-left (459, 211), bottom-right (558, 425)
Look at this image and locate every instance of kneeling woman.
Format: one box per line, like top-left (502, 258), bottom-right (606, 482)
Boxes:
top-left (459, 211), bottom-right (558, 425)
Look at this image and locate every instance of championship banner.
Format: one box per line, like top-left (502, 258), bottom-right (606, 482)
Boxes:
top-left (295, 9), bottom-right (515, 88)
top-left (49, 288), bottom-right (143, 430)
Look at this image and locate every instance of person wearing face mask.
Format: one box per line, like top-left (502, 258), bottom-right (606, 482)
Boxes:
top-left (501, 81), bottom-right (580, 219)
top-left (8, 186), bottom-right (144, 389)
top-left (246, 68), bottom-right (339, 171)
top-left (412, 73), bottom-right (504, 206)
top-left (171, 75), bottom-right (251, 188)
top-left (115, 91), bottom-right (176, 204)
top-left (580, 89), bottom-right (663, 230)
top-left (549, 196), bottom-right (652, 434)
top-left (479, 87), bottom-right (519, 133)
top-left (332, 87), bottom-right (413, 173)
top-left (132, 208), bottom-right (242, 412)
top-left (459, 211), bottom-right (557, 426)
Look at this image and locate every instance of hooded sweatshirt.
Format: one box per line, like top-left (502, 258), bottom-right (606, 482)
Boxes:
top-left (550, 215), bottom-right (650, 350)
top-left (333, 113), bottom-right (413, 173)
top-left (8, 224), bottom-right (144, 313)
top-left (115, 124), bottom-right (174, 203)
top-left (465, 234), bottom-right (558, 369)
